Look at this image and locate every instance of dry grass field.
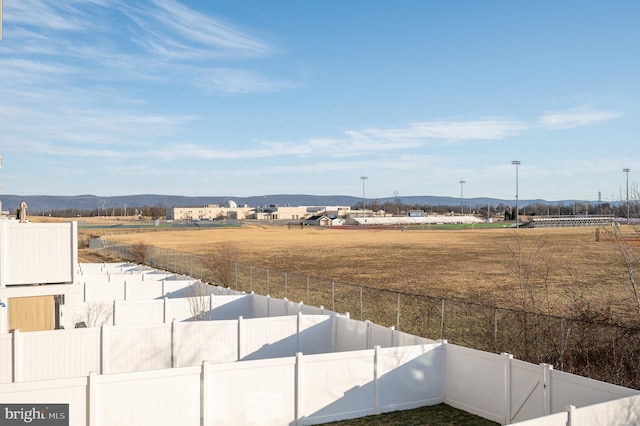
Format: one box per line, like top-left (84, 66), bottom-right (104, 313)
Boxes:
top-left (33, 216), bottom-right (640, 388)
top-left (57, 215), bottom-right (639, 321)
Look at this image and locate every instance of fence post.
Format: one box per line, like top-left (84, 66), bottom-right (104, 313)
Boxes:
top-left (565, 404), bottom-right (576, 426)
top-left (266, 268), bottom-right (270, 295)
top-left (163, 297), bottom-right (169, 323)
top-left (171, 318), bottom-right (178, 368)
top-left (88, 371), bottom-right (98, 426)
top-left (332, 281), bottom-right (335, 312)
top-left (559, 318), bottom-right (565, 370)
top-left (285, 272), bottom-right (288, 299)
top-left (201, 361), bottom-right (211, 425)
top-left (297, 312), bottom-right (302, 353)
top-left (360, 287), bottom-right (363, 322)
top-left (365, 320), bottom-right (371, 349)
top-left (374, 345), bottom-right (380, 415)
top-left (237, 316), bottom-right (244, 360)
top-left (235, 262), bottom-right (238, 291)
top-left (439, 299), bottom-right (445, 340)
top-left (209, 294), bottom-right (214, 320)
top-left (502, 352), bottom-right (513, 425)
top-left (542, 363), bottom-right (553, 415)
top-left (493, 308), bottom-right (498, 353)
top-left (306, 276), bottom-right (310, 305)
top-left (12, 329), bottom-right (21, 382)
top-left (267, 295), bottom-right (270, 317)
top-left (295, 352), bottom-right (303, 425)
top-left (250, 266), bottom-right (253, 293)
top-left (396, 293), bottom-right (401, 330)
top-left (100, 325), bottom-right (108, 374)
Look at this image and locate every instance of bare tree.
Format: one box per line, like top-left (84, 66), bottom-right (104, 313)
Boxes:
top-left (208, 242), bottom-right (239, 288)
top-left (187, 282), bottom-right (211, 321)
top-left (130, 241), bottom-right (149, 264)
top-left (601, 224), bottom-right (640, 321)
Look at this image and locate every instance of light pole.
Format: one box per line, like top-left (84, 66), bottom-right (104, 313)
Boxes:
top-left (360, 176), bottom-right (368, 218)
top-left (623, 168), bottom-right (630, 226)
top-left (512, 160), bottom-right (520, 228)
top-left (459, 180), bottom-right (465, 215)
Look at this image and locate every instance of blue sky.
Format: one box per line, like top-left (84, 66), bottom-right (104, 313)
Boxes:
top-left (1, 1), bottom-right (639, 202)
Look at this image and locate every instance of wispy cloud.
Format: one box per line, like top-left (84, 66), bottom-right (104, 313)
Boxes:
top-left (3, 0), bottom-right (285, 94)
top-left (538, 106), bottom-right (621, 129)
top-left (200, 68), bottom-right (295, 94)
top-left (4, 0), bottom-right (105, 31)
top-left (356, 119), bottom-right (527, 142)
top-left (118, 0), bottom-right (273, 59)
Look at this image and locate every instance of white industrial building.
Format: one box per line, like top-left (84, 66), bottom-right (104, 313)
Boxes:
top-left (166, 202), bottom-right (353, 222)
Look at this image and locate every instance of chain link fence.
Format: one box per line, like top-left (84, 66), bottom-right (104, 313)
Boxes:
top-left (99, 241), bottom-right (640, 389)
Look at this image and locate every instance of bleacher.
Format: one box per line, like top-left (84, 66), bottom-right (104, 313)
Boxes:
top-left (529, 215), bottom-right (614, 228)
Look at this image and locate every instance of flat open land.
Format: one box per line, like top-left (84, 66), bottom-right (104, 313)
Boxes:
top-left (64, 217), bottom-right (639, 321)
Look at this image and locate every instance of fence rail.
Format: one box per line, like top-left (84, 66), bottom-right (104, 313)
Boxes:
top-left (98, 241), bottom-right (640, 389)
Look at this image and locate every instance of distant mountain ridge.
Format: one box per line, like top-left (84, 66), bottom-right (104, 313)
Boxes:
top-left (0, 194), bottom-right (592, 214)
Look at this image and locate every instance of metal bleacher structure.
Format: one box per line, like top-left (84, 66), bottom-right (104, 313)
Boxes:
top-left (527, 215), bottom-right (615, 228)
top-left (2, 220), bottom-right (640, 425)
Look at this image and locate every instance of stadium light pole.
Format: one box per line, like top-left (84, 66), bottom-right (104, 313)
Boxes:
top-left (459, 180), bottom-right (465, 215)
top-left (512, 160), bottom-right (520, 228)
top-left (623, 168), bottom-right (630, 226)
top-left (360, 176), bottom-right (368, 218)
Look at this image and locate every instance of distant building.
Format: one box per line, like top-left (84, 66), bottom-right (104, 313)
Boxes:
top-left (166, 201), bottom-right (253, 220)
top-left (167, 203), bottom-right (353, 222)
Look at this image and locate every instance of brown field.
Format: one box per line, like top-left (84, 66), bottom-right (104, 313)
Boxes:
top-left (52, 215), bottom-right (639, 321)
top-left (32, 216), bottom-right (640, 388)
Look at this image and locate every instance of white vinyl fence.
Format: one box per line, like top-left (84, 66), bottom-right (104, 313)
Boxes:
top-left (2, 263), bottom-right (640, 425)
top-left (1, 335), bottom-right (638, 426)
top-left (1, 314), bottom-right (425, 382)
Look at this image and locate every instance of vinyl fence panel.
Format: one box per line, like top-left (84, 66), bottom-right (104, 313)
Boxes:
top-left (298, 315), bottom-right (334, 355)
top-left (300, 349), bottom-right (376, 424)
top-left (568, 394), bottom-right (640, 425)
top-left (204, 358), bottom-right (297, 426)
top-left (444, 344), bottom-right (507, 424)
top-left (84, 281), bottom-right (125, 302)
top-left (377, 344), bottom-right (444, 413)
top-left (334, 316), bottom-right (368, 352)
top-left (60, 302), bottom-right (113, 329)
top-left (103, 324), bottom-right (171, 374)
top-left (96, 367), bottom-right (201, 426)
top-left (17, 328), bottom-right (101, 381)
top-left (549, 369), bottom-right (639, 414)
top-left (240, 316), bottom-right (299, 360)
top-left (0, 377), bottom-right (88, 426)
top-left (174, 320), bottom-right (239, 366)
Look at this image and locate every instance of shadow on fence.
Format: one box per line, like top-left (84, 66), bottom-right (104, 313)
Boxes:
top-left (100, 241), bottom-right (640, 390)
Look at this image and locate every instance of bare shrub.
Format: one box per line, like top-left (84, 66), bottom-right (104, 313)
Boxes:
top-left (130, 241), bottom-right (149, 264)
top-left (600, 224), bottom-right (640, 321)
top-left (187, 282), bottom-right (211, 321)
top-left (208, 242), bottom-right (239, 288)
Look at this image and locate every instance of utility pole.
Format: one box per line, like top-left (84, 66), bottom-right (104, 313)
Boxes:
top-left (512, 160), bottom-right (521, 228)
top-left (623, 168), bottom-right (630, 226)
top-left (360, 176), bottom-right (368, 217)
top-left (459, 180), bottom-right (465, 215)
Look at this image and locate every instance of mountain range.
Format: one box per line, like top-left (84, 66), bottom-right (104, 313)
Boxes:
top-left (0, 194), bottom-right (593, 214)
